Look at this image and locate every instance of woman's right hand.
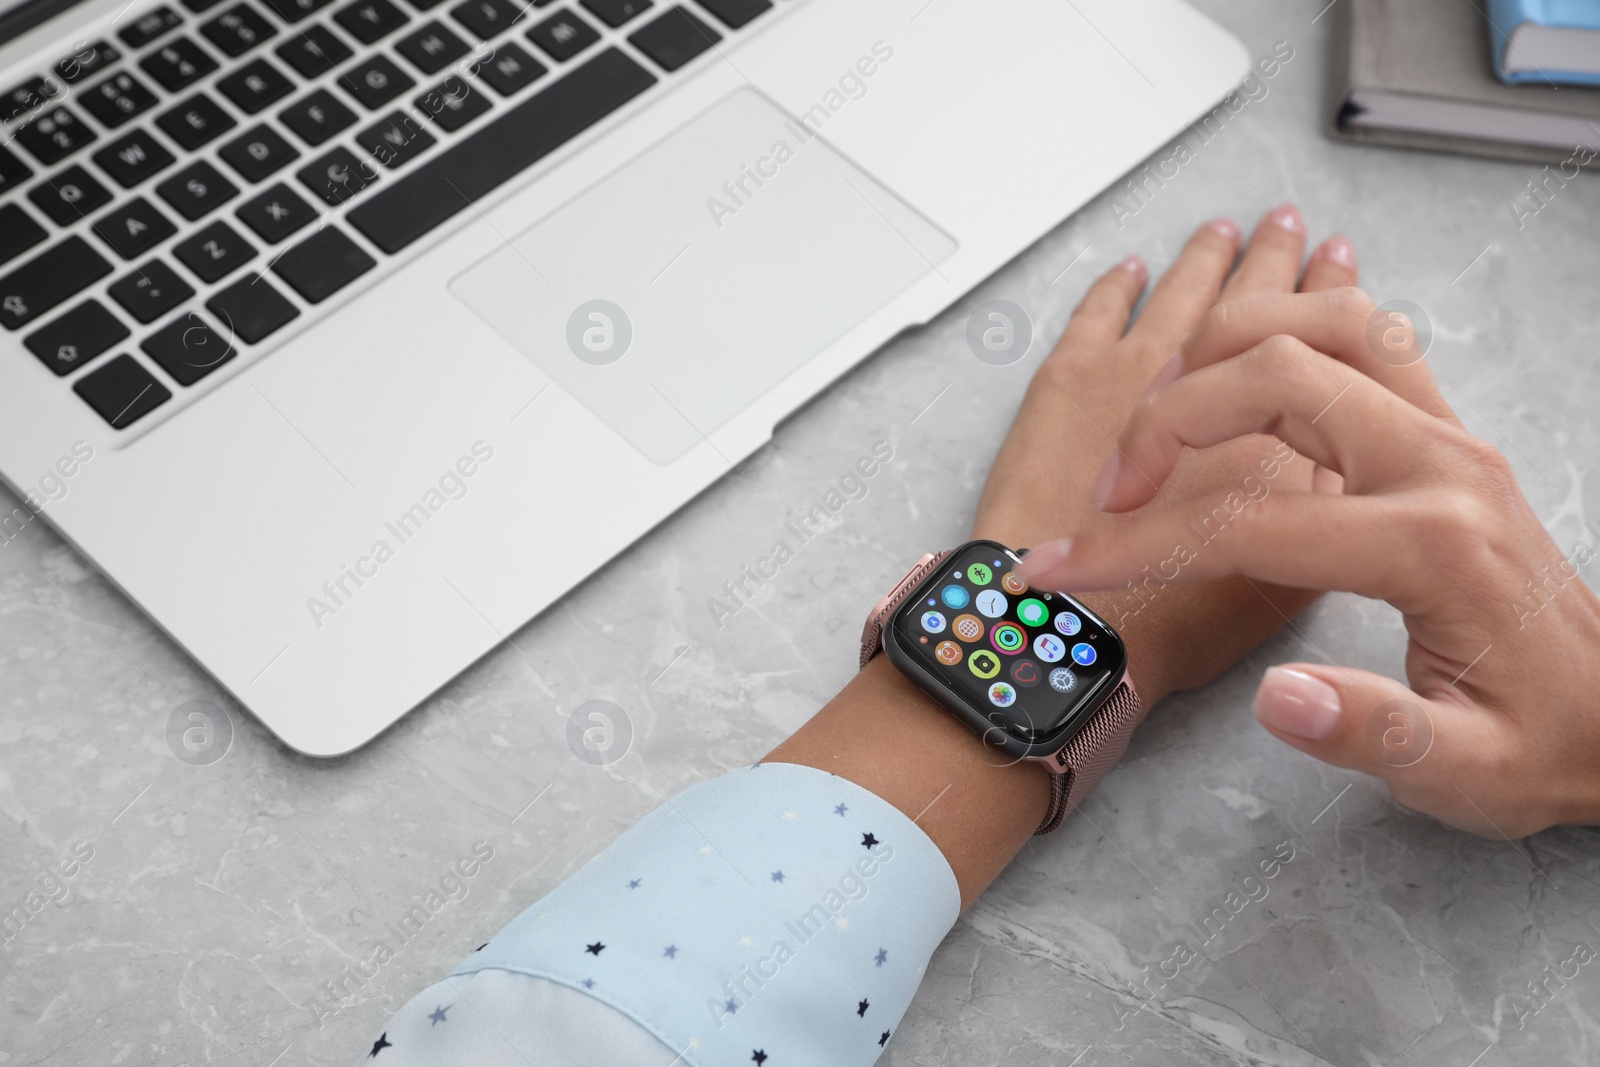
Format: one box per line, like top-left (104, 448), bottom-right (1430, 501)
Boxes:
top-left (1017, 287), bottom-right (1600, 838)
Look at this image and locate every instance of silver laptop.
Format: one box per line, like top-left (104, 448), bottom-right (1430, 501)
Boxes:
top-left (0, 0), bottom-right (1246, 754)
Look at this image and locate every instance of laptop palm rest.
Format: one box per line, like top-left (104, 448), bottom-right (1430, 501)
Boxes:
top-left (449, 87), bottom-right (956, 465)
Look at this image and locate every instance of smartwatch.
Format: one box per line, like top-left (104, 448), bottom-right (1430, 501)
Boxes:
top-left (859, 539), bottom-right (1142, 835)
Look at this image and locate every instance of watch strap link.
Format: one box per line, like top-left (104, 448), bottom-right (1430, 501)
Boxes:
top-left (858, 550), bottom-right (953, 671)
top-left (1035, 677), bottom-right (1142, 835)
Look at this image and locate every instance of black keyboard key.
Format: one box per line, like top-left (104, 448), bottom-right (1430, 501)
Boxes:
top-left (395, 20), bottom-right (468, 74)
top-left (74, 354), bottom-right (172, 427)
top-left (109, 259), bottom-right (194, 322)
top-left (207, 272), bottom-right (299, 341)
top-left (23, 299), bottom-right (129, 375)
top-left (413, 74), bottom-right (488, 131)
top-left (527, 8), bottom-right (597, 61)
top-left (356, 110), bottom-right (435, 167)
top-left (3, 75), bottom-right (66, 125)
top-left (449, 0), bottom-right (520, 38)
top-left (219, 124), bottom-right (300, 181)
top-left (183, 0), bottom-right (229, 10)
top-left (272, 225), bottom-right (373, 301)
top-left (80, 71), bottom-right (160, 128)
top-left (140, 37), bottom-right (220, 91)
top-left (174, 219), bottom-right (257, 281)
top-left (0, 144), bottom-right (34, 196)
top-left (334, 0), bottom-right (408, 43)
top-left (93, 129), bottom-right (176, 187)
top-left (580, 0), bottom-right (648, 27)
top-left (297, 144), bottom-right (376, 203)
top-left (694, 0), bottom-right (768, 29)
top-left (261, 0), bottom-right (335, 20)
top-left (15, 107), bottom-right (96, 165)
top-left (120, 6), bottom-right (184, 48)
top-left (235, 182), bottom-right (316, 242)
top-left (338, 54), bottom-right (415, 108)
top-left (156, 93), bottom-right (237, 149)
top-left (351, 49), bottom-right (653, 252)
top-left (201, 4), bottom-right (278, 56)
top-left (217, 57), bottom-right (295, 112)
top-left (629, 5), bottom-right (716, 72)
top-left (28, 165), bottom-right (113, 225)
top-left (404, 0), bottom-right (449, 11)
top-left (0, 237), bottom-right (113, 330)
top-left (473, 40), bottom-right (544, 95)
top-left (144, 312), bottom-right (236, 383)
top-left (0, 205), bottom-right (47, 266)
top-left (278, 88), bottom-right (357, 144)
top-left (275, 24), bottom-right (352, 76)
top-left (156, 160), bottom-right (239, 219)
top-left (93, 197), bottom-right (178, 258)
top-left (56, 41), bottom-right (121, 84)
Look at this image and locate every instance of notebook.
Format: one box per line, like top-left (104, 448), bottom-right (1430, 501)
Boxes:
top-left (1489, 0), bottom-right (1600, 86)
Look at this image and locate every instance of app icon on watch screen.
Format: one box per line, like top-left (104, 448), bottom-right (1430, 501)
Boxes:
top-left (1009, 659), bottom-right (1041, 687)
top-left (968, 649), bottom-right (1002, 679)
top-left (941, 585), bottom-right (970, 609)
top-left (1049, 667), bottom-right (1077, 693)
top-left (975, 589), bottom-right (1007, 618)
top-left (1033, 633), bottom-right (1066, 663)
top-left (1054, 612), bottom-right (1083, 636)
top-left (1071, 642), bottom-right (1097, 666)
top-left (1016, 598), bottom-right (1049, 627)
top-left (990, 622), bottom-right (1025, 654)
top-left (952, 614), bottom-right (985, 642)
top-left (1001, 571), bottom-right (1028, 595)
top-left (987, 681), bottom-right (1017, 708)
top-left (965, 562), bottom-right (993, 585)
top-left (935, 640), bottom-right (962, 666)
top-left (921, 611), bottom-right (946, 634)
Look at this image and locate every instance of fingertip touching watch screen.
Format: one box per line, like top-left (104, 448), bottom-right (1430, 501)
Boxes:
top-left (890, 540), bottom-right (1126, 745)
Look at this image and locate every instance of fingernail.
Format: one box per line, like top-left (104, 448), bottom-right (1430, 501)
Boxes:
top-left (1253, 667), bottom-right (1341, 741)
top-left (1142, 351), bottom-right (1184, 396)
top-left (1119, 254), bottom-right (1146, 277)
top-left (1089, 453), bottom-right (1121, 510)
top-left (1268, 203), bottom-right (1303, 233)
top-left (1016, 538), bottom-right (1073, 583)
top-left (1321, 234), bottom-right (1356, 269)
top-left (1206, 217), bottom-right (1241, 243)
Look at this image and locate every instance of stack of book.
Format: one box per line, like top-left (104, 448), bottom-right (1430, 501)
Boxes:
top-left (1331, 0), bottom-right (1600, 164)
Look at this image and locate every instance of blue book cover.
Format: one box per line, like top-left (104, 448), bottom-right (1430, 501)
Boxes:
top-left (1489, 0), bottom-right (1600, 85)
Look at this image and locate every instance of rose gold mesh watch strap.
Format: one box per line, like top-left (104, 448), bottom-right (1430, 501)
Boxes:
top-left (1035, 677), bottom-right (1142, 834)
top-left (858, 551), bottom-right (953, 671)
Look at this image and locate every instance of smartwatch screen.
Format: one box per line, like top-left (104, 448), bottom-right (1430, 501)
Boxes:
top-left (891, 541), bottom-right (1126, 744)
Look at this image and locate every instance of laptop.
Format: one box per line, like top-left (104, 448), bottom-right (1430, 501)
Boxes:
top-left (0, 0), bottom-right (1246, 755)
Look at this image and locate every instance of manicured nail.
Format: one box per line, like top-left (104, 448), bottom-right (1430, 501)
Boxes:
top-left (1016, 538), bottom-right (1073, 583)
top-left (1253, 667), bottom-right (1341, 741)
top-left (1142, 351), bottom-right (1184, 396)
top-left (1206, 217), bottom-right (1241, 243)
top-left (1268, 203), bottom-right (1303, 233)
top-left (1089, 453), bottom-right (1121, 510)
top-left (1119, 254), bottom-right (1146, 277)
top-left (1321, 234), bottom-right (1356, 269)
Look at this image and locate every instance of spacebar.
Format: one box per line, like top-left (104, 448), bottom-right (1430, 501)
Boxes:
top-left (348, 48), bottom-right (657, 254)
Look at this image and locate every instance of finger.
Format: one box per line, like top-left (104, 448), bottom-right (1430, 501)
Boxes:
top-left (1051, 255), bottom-right (1149, 354)
top-left (1124, 218), bottom-right (1241, 352)
top-left (1094, 337), bottom-right (1434, 511)
top-left (1299, 234), bottom-right (1358, 292)
top-left (1175, 290), bottom-right (1457, 421)
top-left (1251, 664), bottom-right (1502, 835)
top-left (1218, 204), bottom-right (1306, 300)
top-left (1014, 490), bottom-right (1432, 608)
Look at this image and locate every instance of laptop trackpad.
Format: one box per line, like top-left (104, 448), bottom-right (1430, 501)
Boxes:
top-left (449, 88), bottom-right (955, 465)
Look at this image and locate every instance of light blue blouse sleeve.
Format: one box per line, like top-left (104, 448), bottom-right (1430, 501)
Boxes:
top-left (359, 762), bottom-right (961, 1066)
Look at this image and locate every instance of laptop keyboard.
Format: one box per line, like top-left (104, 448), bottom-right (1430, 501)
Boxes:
top-left (0, 0), bottom-right (774, 431)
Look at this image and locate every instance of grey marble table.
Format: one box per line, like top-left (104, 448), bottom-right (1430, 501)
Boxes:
top-left (5, 1), bottom-right (1600, 1064)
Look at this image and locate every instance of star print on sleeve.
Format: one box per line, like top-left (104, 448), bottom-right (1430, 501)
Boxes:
top-left (770, 870), bottom-right (784, 883)
top-left (663, 945), bottom-right (679, 958)
top-left (586, 942), bottom-right (606, 955)
top-left (751, 1051), bottom-right (767, 1064)
top-left (874, 948), bottom-right (888, 967)
top-left (582, 978), bottom-right (595, 989)
top-left (861, 832), bottom-right (879, 850)
top-left (879, 1030), bottom-right (891, 1047)
top-left (856, 998), bottom-right (869, 1018)
top-left (427, 1005), bottom-right (450, 1025)
top-left (833, 803), bottom-right (848, 816)
top-left (368, 1033), bottom-right (392, 1058)
top-left (627, 878), bottom-right (642, 889)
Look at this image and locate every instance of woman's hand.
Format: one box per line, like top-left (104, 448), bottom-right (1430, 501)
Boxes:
top-left (974, 206), bottom-right (1357, 705)
top-left (1018, 289), bottom-right (1600, 837)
